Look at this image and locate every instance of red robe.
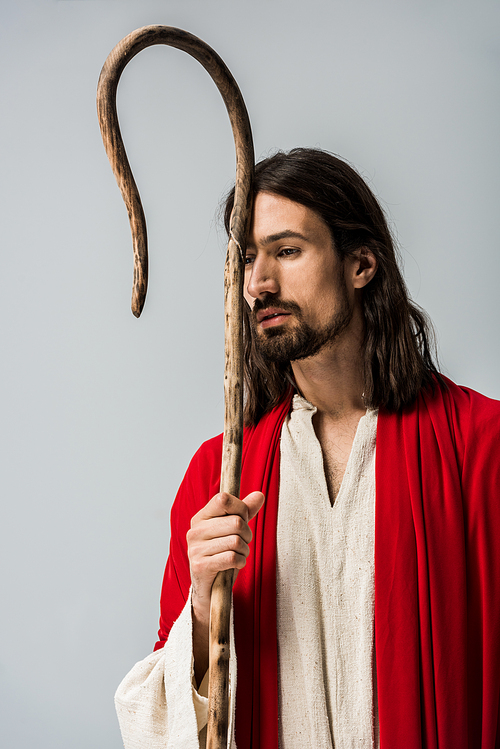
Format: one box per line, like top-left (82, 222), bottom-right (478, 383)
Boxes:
top-left (154, 377), bottom-right (500, 748)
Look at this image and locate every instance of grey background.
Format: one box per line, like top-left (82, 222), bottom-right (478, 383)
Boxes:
top-left (1, 0), bottom-right (498, 746)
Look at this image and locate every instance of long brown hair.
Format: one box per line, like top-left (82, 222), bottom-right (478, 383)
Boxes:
top-left (223, 148), bottom-right (441, 426)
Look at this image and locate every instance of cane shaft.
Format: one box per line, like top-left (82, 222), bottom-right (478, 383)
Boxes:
top-left (206, 232), bottom-right (245, 747)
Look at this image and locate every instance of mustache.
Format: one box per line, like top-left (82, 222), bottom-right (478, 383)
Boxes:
top-left (251, 294), bottom-right (302, 319)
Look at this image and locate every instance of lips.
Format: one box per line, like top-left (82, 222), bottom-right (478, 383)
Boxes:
top-left (256, 307), bottom-right (291, 324)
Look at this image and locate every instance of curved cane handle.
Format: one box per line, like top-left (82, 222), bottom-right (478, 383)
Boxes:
top-left (97, 26), bottom-right (254, 749)
top-left (97, 25), bottom-right (253, 317)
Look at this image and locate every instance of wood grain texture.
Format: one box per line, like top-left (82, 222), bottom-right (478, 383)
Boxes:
top-left (97, 26), bottom-right (254, 749)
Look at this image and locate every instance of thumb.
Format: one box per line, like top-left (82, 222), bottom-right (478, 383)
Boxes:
top-left (242, 491), bottom-right (265, 521)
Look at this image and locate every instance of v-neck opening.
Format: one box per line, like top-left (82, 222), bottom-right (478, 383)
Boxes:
top-left (324, 408), bottom-right (374, 508)
top-left (289, 394), bottom-right (377, 509)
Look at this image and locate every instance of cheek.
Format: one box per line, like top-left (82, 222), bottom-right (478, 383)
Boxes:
top-left (305, 284), bottom-right (343, 321)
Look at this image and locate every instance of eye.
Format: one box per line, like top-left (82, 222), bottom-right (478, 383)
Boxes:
top-left (278, 247), bottom-right (299, 258)
top-left (244, 254), bottom-right (255, 266)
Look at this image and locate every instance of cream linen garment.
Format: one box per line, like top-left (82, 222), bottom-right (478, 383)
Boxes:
top-left (277, 395), bottom-right (379, 748)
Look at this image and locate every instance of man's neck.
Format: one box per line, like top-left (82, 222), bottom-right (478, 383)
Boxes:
top-left (290, 322), bottom-right (366, 422)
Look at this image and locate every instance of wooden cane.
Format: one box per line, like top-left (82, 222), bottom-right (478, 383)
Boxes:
top-left (97, 26), bottom-right (254, 749)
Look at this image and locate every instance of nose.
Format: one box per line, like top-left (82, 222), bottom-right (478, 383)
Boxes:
top-left (245, 255), bottom-right (280, 303)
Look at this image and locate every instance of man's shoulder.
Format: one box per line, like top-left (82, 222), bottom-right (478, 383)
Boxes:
top-left (184, 432), bottom-right (224, 487)
top-left (185, 396), bottom-right (292, 483)
top-left (192, 397), bottom-right (293, 461)
top-left (192, 431), bottom-right (224, 461)
top-left (379, 376), bottom-right (499, 462)
top-left (439, 376), bottom-right (500, 432)
top-left (420, 376), bottom-right (500, 463)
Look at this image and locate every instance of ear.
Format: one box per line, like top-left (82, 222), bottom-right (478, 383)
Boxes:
top-left (350, 247), bottom-right (377, 289)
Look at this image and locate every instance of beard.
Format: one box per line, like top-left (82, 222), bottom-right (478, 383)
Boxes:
top-left (249, 283), bottom-right (353, 365)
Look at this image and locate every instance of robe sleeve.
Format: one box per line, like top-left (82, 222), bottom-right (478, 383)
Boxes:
top-left (115, 587), bottom-right (238, 749)
top-left (115, 591), bottom-right (208, 749)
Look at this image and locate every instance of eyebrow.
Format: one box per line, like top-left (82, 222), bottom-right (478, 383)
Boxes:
top-left (246, 229), bottom-right (309, 250)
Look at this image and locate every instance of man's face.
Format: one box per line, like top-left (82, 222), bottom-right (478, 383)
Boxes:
top-left (244, 192), bottom-right (354, 363)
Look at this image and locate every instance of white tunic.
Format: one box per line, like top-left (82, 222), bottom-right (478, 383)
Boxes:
top-left (277, 395), bottom-right (378, 748)
top-left (115, 397), bottom-right (378, 748)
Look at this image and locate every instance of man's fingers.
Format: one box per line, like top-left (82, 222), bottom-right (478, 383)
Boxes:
top-left (242, 491), bottom-right (265, 521)
top-left (191, 490), bottom-right (265, 526)
top-left (193, 492), bottom-right (249, 524)
top-left (189, 532), bottom-right (251, 563)
top-left (188, 513), bottom-right (252, 545)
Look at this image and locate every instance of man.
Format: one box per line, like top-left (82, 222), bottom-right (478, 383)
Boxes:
top-left (115, 149), bottom-right (500, 749)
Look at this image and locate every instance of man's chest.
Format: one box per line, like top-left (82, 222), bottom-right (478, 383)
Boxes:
top-left (313, 414), bottom-right (365, 504)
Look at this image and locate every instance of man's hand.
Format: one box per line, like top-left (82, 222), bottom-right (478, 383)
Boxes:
top-left (187, 490), bottom-right (265, 685)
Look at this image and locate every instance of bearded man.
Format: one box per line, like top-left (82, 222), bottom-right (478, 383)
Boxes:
top-left (115, 149), bottom-right (500, 749)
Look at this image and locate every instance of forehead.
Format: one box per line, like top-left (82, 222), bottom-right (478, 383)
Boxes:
top-left (248, 192), bottom-right (332, 249)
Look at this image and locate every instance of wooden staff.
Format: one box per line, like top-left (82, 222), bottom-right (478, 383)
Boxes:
top-left (97, 26), bottom-right (254, 749)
